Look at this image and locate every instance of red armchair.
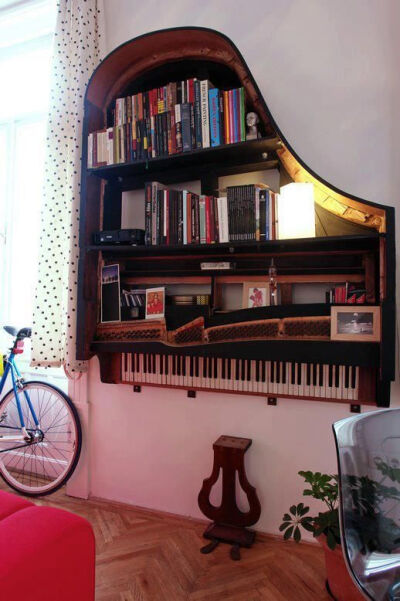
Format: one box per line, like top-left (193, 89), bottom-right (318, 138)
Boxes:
top-left (0, 489), bottom-right (95, 601)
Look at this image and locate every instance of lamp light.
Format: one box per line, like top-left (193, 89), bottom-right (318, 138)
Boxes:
top-left (277, 183), bottom-right (315, 239)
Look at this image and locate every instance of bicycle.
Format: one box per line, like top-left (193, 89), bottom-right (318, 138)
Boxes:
top-left (0, 326), bottom-right (82, 496)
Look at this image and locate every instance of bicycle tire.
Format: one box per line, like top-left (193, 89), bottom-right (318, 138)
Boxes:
top-left (0, 380), bottom-right (82, 496)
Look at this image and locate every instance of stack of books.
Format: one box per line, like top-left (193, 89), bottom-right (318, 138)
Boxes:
top-left (145, 182), bottom-right (278, 246)
top-left (168, 295), bottom-right (210, 306)
top-left (326, 284), bottom-right (367, 304)
top-left (87, 79), bottom-right (247, 167)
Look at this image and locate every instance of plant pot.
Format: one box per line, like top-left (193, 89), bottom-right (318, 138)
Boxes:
top-left (318, 537), bottom-right (365, 601)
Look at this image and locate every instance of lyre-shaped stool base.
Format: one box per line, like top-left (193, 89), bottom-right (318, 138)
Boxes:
top-left (198, 435), bottom-right (261, 561)
top-left (200, 522), bottom-right (256, 560)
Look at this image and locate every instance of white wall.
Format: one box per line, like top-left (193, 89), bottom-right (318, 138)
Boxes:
top-left (83, 0), bottom-right (400, 536)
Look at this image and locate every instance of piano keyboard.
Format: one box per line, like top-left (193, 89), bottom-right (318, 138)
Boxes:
top-left (121, 353), bottom-right (366, 402)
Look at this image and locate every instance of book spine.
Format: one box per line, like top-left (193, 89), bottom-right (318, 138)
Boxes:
top-left (190, 104), bottom-right (196, 150)
top-left (178, 191), bottom-right (183, 244)
top-left (194, 80), bottom-right (202, 149)
top-left (144, 183), bottom-right (152, 246)
top-left (205, 195), bottom-right (211, 244)
top-left (183, 190), bottom-right (187, 245)
top-left (166, 190), bottom-right (170, 245)
top-left (239, 87), bottom-right (246, 141)
top-left (209, 88), bottom-right (220, 147)
top-left (223, 91), bottom-right (230, 144)
top-left (162, 112), bottom-right (168, 156)
top-left (228, 90), bottom-right (234, 145)
top-left (200, 80), bottom-right (211, 148)
top-left (199, 196), bottom-right (206, 244)
top-left (259, 189), bottom-right (266, 241)
top-left (255, 187), bottom-right (260, 242)
top-left (151, 182), bottom-right (157, 245)
top-left (187, 192), bottom-right (192, 244)
top-left (232, 89), bottom-right (237, 143)
top-left (181, 103), bottom-right (192, 152)
top-left (213, 196), bottom-right (219, 243)
top-left (191, 194), bottom-right (196, 244)
top-left (87, 133), bottom-right (93, 168)
top-left (175, 104), bottom-right (182, 153)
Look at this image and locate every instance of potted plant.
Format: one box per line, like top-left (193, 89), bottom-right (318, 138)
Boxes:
top-left (280, 468), bottom-right (400, 601)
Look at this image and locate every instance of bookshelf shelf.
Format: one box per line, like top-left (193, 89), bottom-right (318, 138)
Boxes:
top-left (87, 136), bottom-right (281, 185)
top-left (77, 27), bottom-right (395, 408)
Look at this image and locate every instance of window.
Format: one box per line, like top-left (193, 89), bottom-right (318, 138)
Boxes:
top-left (0, 0), bottom-right (58, 377)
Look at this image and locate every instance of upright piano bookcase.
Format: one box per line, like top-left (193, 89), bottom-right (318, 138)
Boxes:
top-left (77, 27), bottom-right (395, 409)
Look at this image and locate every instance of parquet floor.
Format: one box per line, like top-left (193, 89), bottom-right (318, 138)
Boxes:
top-left (0, 482), bottom-right (331, 600)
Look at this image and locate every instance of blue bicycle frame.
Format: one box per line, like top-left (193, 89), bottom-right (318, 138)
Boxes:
top-left (0, 351), bottom-right (40, 449)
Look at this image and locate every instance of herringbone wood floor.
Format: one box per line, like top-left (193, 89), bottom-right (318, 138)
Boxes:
top-left (0, 482), bottom-right (331, 600)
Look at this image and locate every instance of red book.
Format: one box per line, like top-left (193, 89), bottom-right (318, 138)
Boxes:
top-left (188, 78), bottom-right (195, 103)
top-left (205, 196), bottom-right (211, 244)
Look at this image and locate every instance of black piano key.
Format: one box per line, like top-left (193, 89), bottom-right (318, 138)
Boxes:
top-left (328, 364), bottom-right (333, 388)
top-left (228, 359), bottom-right (231, 380)
top-left (297, 362), bottom-right (302, 385)
top-left (306, 363), bottom-right (310, 386)
top-left (246, 360), bottom-right (251, 381)
top-left (255, 360), bottom-right (260, 382)
top-left (312, 364), bottom-right (317, 387)
top-left (165, 355), bottom-right (169, 375)
top-left (335, 365), bottom-right (340, 388)
top-left (222, 358), bottom-right (226, 379)
top-left (319, 364), bottom-right (323, 387)
top-left (291, 362), bottom-right (296, 385)
top-left (262, 361), bottom-right (266, 382)
top-left (208, 357), bottom-right (213, 379)
top-left (182, 356), bottom-right (186, 377)
top-left (172, 355), bottom-right (176, 376)
top-left (203, 357), bottom-right (207, 378)
top-left (351, 366), bottom-right (356, 389)
top-left (344, 365), bottom-right (349, 388)
top-left (189, 356), bottom-right (193, 377)
top-left (271, 361), bottom-right (275, 383)
top-left (214, 358), bottom-right (218, 379)
top-left (281, 362), bottom-right (286, 384)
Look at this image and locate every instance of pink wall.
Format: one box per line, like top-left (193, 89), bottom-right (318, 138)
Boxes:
top-left (70, 0), bottom-right (400, 537)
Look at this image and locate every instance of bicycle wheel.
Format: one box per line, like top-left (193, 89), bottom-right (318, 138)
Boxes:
top-left (0, 381), bottom-right (82, 496)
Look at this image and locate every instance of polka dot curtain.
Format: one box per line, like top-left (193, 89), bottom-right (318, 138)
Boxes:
top-left (31, 0), bottom-right (104, 372)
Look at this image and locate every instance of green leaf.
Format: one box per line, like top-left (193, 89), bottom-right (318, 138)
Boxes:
top-left (302, 520), bottom-right (315, 533)
top-left (293, 526), bottom-right (301, 543)
top-left (283, 513), bottom-right (291, 522)
top-left (283, 526), bottom-right (294, 540)
top-left (279, 522), bottom-right (291, 532)
top-left (299, 505), bottom-right (310, 516)
top-left (289, 505), bottom-right (297, 516)
top-left (326, 529), bottom-right (337, 550)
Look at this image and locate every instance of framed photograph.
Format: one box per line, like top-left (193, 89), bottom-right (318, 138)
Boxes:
top-left (330, 306), bottom-right (381, 342)
top-left (242, 282), bottom-right (270, 309)
top-left (145, 287), bottom-right (165, 320)
top-left (101, 264), bottom-right (121, 323)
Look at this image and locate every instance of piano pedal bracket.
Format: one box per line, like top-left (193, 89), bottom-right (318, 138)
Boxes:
top-left (133, 385), bottom-right (142, 393)
top-left (187, 390), bottom-right (197, 398)
top-left (267, 397), bottom-right (277, 406)
top-left (350, 404), bottom-right (361, 413)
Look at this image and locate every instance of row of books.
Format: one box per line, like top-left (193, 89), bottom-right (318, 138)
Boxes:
top-left (326, 284), bottom-right (367, 304)
top-left (145, 182), bottom-right (279, 246)
top-left (168, 295), bottom-right (210, 306)
top-left (87, 78), bottom-right (248, 167)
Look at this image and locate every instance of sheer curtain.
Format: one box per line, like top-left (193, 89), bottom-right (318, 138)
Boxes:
top-left (31, 0), bottom-right (104, 372)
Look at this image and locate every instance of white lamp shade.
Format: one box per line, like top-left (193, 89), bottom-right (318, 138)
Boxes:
top-left (277, 183), bottom-right (315, 239)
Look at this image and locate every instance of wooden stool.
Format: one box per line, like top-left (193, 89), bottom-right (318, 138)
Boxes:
top-left (198, 435), bottom-right (261, 560)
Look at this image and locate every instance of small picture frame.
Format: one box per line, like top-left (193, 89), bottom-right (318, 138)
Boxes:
top-left (242, 282), bottom-right (270, 309)
top-left (145, 287), bottom-right (165, 320)
top-left (330, 306), bottom-right (381, 342)
top-left (101, 264), bottom-right (121, 323)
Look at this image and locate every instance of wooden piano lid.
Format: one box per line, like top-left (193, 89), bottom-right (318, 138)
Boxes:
top-left (213, 436), bottom-right (252, 452)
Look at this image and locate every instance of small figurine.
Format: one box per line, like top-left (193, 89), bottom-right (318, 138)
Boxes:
top-left (246, 112), bottom-right (261, 140)
top-left (269, 258), bottom-right (278, 305)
